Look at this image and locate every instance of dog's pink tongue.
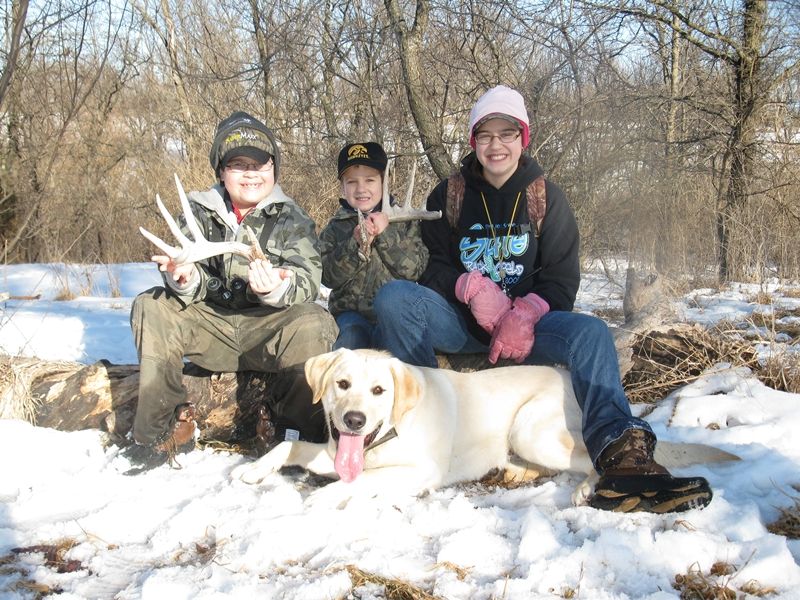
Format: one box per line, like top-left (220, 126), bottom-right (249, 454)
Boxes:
top-left (334, 433), bottom-right (366, 483)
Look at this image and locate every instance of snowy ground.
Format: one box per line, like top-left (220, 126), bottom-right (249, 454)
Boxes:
top-left (1, 262), bottom-right (799, 599)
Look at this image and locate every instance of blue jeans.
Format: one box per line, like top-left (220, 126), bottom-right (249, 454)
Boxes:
top-left (373, 280), bottom-right (652, 466)
top-left (333, 311), bottom-right (375, 350)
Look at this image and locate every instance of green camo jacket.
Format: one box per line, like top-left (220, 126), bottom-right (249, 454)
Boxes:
top-left (320, 200), bottom-right (429, 322)
top-left (164, 183), bottom-right (322, 309)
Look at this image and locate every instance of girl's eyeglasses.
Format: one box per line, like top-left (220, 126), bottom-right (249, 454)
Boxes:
top-left (474, 130), bottom-right (521, 145)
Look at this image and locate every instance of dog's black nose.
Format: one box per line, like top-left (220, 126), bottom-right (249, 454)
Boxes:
top-left (343, 410), bottom-right (366, 431)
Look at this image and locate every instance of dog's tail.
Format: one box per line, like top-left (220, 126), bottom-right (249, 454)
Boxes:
top-left (655, 441), bottom-right (739, 468)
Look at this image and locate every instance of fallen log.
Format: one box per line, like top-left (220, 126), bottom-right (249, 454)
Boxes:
top-left (0, 355), bottom-right (279, 448)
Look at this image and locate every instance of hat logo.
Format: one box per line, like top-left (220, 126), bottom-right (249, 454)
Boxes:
top-left (225, 129), bottom-right (263, 145)
top-left (347, 144), bottom-right (370, 161)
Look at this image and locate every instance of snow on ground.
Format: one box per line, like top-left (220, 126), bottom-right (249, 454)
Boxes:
top-left (1, 262), bottom-right (799, 599)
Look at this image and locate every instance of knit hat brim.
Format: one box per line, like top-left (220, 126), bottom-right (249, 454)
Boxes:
top-left (220, 146), bottom-right (271, 170)
top-left (209, 112), bottom-right (280, 181)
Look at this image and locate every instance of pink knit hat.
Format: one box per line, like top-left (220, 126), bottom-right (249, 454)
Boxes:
top-left (468, 85), bottom-right (530, 149)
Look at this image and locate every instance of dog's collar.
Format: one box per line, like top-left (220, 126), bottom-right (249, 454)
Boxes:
top-left (364, 427), bottom-right (397, 452)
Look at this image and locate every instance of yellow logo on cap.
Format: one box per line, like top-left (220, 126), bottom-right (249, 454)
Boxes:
top-left (347, 144), bottom-right (370, 160)
top-left (226, 129), bottom-right (265, 145)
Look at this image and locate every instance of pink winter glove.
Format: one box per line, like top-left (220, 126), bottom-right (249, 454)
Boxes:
top-left (488, 293), bottom-right (550, 364)
top-left (455, 270), bottom-right (512, 333)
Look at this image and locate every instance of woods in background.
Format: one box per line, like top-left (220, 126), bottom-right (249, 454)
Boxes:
top-left (1, 0), bottom-right (798, 284)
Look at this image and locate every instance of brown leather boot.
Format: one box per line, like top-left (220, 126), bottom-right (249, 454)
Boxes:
top-left (155, 402), bottom-right (197, 457)
top-left (122, 403), bottom-right (197, 474)
top-left (590, 429), bottom-right (712, 513)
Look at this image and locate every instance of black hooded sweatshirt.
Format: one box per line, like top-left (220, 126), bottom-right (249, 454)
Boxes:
top-left (419, 153), bottom-right (580, 343)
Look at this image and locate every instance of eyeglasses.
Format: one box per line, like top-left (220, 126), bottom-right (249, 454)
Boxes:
top-left (225, 160), bottom-right (274, 173)
top-left (474, 130), bottom-right (521, 145)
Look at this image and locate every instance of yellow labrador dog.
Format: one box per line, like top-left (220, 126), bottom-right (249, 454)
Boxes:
top-left (232, 348), bottom-right (733, 507)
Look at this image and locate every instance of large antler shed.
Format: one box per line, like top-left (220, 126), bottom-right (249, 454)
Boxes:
top-left (356, 160), bottom-right (442, 259)
top-left (140, 174), bottom-right (265, 265)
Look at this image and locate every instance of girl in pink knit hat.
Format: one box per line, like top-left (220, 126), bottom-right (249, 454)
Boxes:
top-left (373, 85), bottom-right (713, 514)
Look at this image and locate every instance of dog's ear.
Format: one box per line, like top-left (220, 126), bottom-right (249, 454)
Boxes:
top-left (304, 349), bottom-right (346, 404)
top-left (388, 359), bottom-right (422, 424)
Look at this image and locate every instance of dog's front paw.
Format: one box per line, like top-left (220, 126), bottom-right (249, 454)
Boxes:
top-left (231, 441), bottom-right (296, 484)
top-left (305, 481), bottom-right (355, 510)
top-left (231, 454), bottom-right (284, 484)
top-left (231, 461), bottom-right (272, 484)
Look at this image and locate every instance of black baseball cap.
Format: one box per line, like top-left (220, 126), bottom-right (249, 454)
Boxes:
top-left (337, 142), bottom-right (388, 178)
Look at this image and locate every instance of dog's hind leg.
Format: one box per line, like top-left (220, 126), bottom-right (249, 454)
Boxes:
top-left (507, 398), bottom-right (593, 475)
top-left (499, 455), bottom-right (554, 484)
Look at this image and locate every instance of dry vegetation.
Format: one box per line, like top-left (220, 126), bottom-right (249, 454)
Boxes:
top-left (0, 1), bottom-right (797, 285)
top-left (623, 314), bottom-right (800, 404)
top-left (672, 560), bottom-right (776, 599)
top-left (767, 487), bottom-right (800, 540)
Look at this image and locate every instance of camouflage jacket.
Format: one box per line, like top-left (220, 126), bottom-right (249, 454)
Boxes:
top-left (163, 183), bottom-right (322, 310)
top-left (320, 199), bottom-right (429, 321)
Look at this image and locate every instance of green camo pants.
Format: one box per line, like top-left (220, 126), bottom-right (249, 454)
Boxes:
top-left (130, 287), bottom-right (338, 445)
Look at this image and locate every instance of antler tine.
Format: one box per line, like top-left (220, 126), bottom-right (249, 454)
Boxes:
top-left (174, 173), bottom-right (205, 245)
top-left (139, 223), bottom-right (179, 259)
top-left (157, 192), bottom-right (194, 261)
top-left (382, 157), bottom-right (391, 207)
top-left (402, 160), bottom-right (417, 208)
top-left (139, 174), bottom-right (253, 265)
top-left (138, 192), bottom-right (192, 262)
top-left (383, 156), bottom-right (442, 223)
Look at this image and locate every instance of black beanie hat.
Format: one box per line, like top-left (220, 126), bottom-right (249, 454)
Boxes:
top-left (209, 111), bottom-right (281, 181)
top-left (337, 142), bottom-right (388, 179)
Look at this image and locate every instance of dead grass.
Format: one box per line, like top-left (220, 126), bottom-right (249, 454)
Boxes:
top-left (0, 538), bottom-right (84, 599)
top-left (776, 287), bottom-right (800, 299)
top-left (345, 565), bottom-right (442, 600)
top-left (623, 317), bottom-right (800, 403)
top-left (767, 490), bottom-right (800, 539)
top-left (748, 291), bottom-right (774, 305)
top-left (672, 560), bottom-right (776, 599)
top-left (747, 309), bottom-right (800, 341)
top-left (623, 324), bottom-right (760, 404)
top-left (0, 355), bottom-right (40, 422)
top-left (592, 306), bottom-right (625, 323)
top-left (758, 352), bottom-right (800, 394)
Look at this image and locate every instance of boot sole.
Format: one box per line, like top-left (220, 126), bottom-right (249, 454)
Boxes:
top-left (589, 477), bottom-right (713, 513)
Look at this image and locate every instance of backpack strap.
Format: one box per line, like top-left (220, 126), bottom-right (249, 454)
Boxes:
top-left (445, 172), bottom-right (466, 228)
top-left (526, 175), bottom-right (547, 238)
top-left (446, 171), bottom-right (548, 238)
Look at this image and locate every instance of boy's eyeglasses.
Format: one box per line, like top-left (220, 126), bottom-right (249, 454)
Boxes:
top-left (226, 160), bottom-right (274, 173)
top-left (474, 130), bottom-right (521, 145)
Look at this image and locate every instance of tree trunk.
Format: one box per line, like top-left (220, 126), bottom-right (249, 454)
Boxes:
top-left (384, 0), bottom-right (454, 180)
top-left (717, 0), bottom-right (766, 282)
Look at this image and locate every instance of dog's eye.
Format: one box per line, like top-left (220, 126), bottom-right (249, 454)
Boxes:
top-left (337, 379), bottom-right (351, 390)
top-left (371, 386), bottom-right (385, 395)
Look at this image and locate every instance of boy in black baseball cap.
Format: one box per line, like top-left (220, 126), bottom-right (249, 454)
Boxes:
top-left (320, 142), bottom-right (428, 349)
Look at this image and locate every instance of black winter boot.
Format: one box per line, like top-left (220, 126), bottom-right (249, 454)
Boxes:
top-left (589, 429), bottom-right (712, 513)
